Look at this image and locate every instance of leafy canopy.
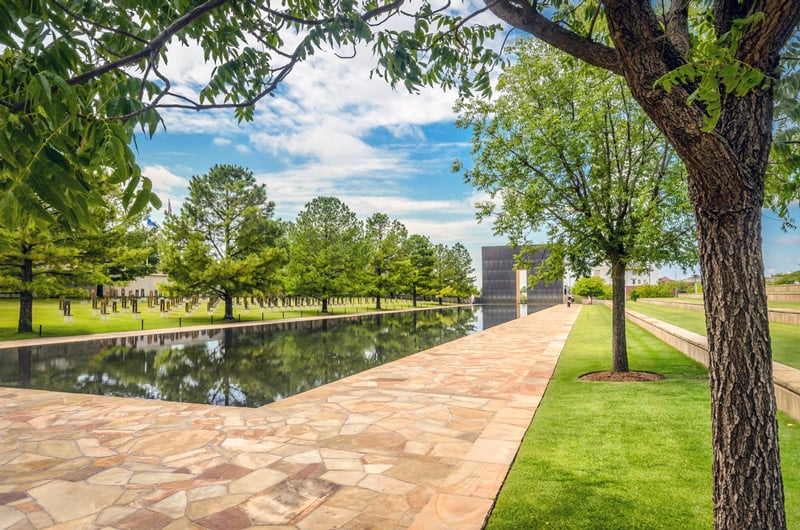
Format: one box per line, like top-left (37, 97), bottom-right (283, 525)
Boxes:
top-left (286, 196), bottom-right (367, 302)
top-left (457, 40), bottom-right (697, 282)
top-left (1, 0), bottom-right (501, 227)
top-left (159, 164), bottom-right (286, 308)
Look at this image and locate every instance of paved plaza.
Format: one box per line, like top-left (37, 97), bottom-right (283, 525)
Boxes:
top-left (0, 305), bottom-right (579, 529)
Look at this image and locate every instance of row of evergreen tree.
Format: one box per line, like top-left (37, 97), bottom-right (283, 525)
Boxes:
top-left (0, 163), bottom-right (478, 332)
top-left (159, 165), bottom-right (477, 320)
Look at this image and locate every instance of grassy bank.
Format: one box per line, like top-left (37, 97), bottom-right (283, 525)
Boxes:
top-left (651, 297), bottom-right (800, 311)
top-left (0, 297), bottom-right (447, 342)
top-left (487, 305), bottom-right (800, 529)
top-left (628, 301), bottom-right (800, 370)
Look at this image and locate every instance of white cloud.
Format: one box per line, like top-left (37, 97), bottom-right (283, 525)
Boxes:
top-left (158, 108), bottom-right (241, 135)
top-left (386, 123), bottom-right (426, 141)
top-left (346, 196), bottom-right (462, 217)
top-left (235, 144), bottom-right (251, 154)
top-left (775, 234), bottom-right (800, 245)
top-left (141, 165), bottom-right (189, 195)
top-left (213, 137), bottom-right (232, 146)
top-left (140, 165), bottom-right (192, 220)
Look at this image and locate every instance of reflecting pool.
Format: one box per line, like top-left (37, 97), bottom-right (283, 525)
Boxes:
top-left (0, 305), bottom-right (550, 407)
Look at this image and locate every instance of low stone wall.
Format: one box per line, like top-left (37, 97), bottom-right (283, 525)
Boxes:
top-left (677, 293), bottom-right (703, 299)
top-left (771, 308), bottom-right (800, 325)
top-left (637, 298), bottom-right (703, 312)
top-left (767, 285), bottom-right (800, 294)
top-left (637, 298), bottom-right (800, 326)
top-left (624, 308), bottom-right (800, 422)
top-left (768, 293), bottom-right (800, 303)
top-left (680, 289), bottom-right (800, 303)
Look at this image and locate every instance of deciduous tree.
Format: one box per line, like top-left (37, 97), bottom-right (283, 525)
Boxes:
top-left (432, 242), bottom-right (477, 302)
top-left (572, 277), bottom-right (609, 300)
top-left (458, 40), bottom-right (697, 373)
top-left (0, 217), bottom-right (98, 333)
top-left (0, 182), bottom-right (158, 333)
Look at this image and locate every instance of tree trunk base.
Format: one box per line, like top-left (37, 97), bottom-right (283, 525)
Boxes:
top-left (579, 370), bottom-right (664, 382)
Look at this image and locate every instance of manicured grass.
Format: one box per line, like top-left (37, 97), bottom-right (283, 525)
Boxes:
top-left (0, 297), bottom-right (446, 341)
top-left (487, 305), bottom-right (800, 529)
top-left (650, 297), bottom-right (800, 311)
top-left (769, 300), bottom-right (800, 311)
top-left (628, 301), bottom-right (800, 370)
top-left (628, 301), bottom-right (707, 335)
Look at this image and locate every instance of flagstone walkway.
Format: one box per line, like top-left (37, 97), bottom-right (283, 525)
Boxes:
top-left (0, 305), bottom-right (580, 530)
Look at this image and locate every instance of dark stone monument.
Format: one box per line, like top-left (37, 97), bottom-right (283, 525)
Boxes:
top-left (481, 245), bottom-right (563, 304)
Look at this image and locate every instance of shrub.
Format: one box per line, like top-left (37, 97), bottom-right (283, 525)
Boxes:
top-left (572, 277), bottom-right (610, 300)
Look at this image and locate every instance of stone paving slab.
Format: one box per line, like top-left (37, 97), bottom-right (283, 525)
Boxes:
top-left (0, 305), bottom-right (579, 529)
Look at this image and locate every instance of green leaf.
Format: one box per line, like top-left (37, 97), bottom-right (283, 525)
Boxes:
top-left (122, 174), bottom-right (141, 209)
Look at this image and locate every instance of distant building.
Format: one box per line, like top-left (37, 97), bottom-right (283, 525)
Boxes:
top-left (586, 264), bottom-right (660, 297)
top-left (123, 273), bottom-right (169, 297)
top-left (481, 246), bottom-right (563, 304)
top-left (589, 264), bottom-right (657, 288)
top-left (100, 273), bottom-right (168, 298)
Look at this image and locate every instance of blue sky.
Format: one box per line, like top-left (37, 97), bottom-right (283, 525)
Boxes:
top-left (134, 36), bottom-right (800, 287)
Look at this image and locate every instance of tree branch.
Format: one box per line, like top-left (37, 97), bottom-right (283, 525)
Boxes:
top-left (67, 0), bottom-right (231, 88)
top-left (484, 0), bottom-right (623, 75)
top-left (664, 0), bottom-right (691, 56)
top-left (736, 1), bottom-right (800, 71)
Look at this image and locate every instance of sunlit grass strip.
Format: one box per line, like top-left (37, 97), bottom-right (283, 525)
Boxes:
top-left (0, 298), bottom-right (453, 341)
top-left (628, 301), bottom-right (800, 370)
top-left (640, 297), bottom-right (800, 311)
top-left (487, 305), bottom-right (800, 529)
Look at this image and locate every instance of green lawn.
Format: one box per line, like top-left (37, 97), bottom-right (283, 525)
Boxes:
top-left (657, 296), bottom-right (800, 311)
top-left (487, 305), bottom-right (800, 529)
top-left (769, 300), bottom-right (800, 311)
top-left (0, 297), bottom-right (445, 341)
top-left (628, 301), bottom-right (800, 370)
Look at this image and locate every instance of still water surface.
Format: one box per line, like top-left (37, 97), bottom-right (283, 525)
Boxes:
top-left (0, 305), bottom-right (545, 407)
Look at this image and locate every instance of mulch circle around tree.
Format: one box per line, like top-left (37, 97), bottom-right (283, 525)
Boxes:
top-left (579, 371), bottom-right (665, 382)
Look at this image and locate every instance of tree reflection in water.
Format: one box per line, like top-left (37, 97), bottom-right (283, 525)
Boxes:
top-left (0, 307), bottom-right (491, 406)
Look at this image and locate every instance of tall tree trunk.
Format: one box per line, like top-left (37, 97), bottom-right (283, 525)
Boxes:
top-left (658, 102), bottom-right (784, 528)
top-left (321, 297), bottom-right (328, 313)
top-left (695, 185), bottom-right (785, 528)
top-left (609, 254), bottom-right (628, 373)
top-left (376, 293), bottom-right (381, 310)
top-left (18, 258), bottom-right (33, 333)
top-left (655, 96), bottom-right (784, 529)
top-left (668, 130), bottom-right (784, 529)
top-left (223, 294), bottom-right (234, 320)
top-left (412, 288), bottom-right (417, 308)
top-left (602, 10), bottom-right (786, 525)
